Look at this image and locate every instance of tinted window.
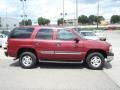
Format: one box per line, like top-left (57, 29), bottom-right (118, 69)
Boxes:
top-left (58, 29), bottom-right (76, 40)
top-left (36, 29), bottom-right (53, 40)
top-left (9, 28), bottom-right (34, 38)
top-left (1, 31), bottom-right (10, 36)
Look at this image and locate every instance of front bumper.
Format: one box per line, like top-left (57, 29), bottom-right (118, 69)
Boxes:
top-left (105, 52), bottom-right (114, 62)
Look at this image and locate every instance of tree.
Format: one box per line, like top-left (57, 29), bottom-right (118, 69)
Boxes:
top-left (98, 16), bottom-right (105, 23)
top-left (88, 15), bottom-right (96, 24)
top-left (25, 20), bottom-right (28, 25)
top-left (110, 15), bottom-right (120, 24)
top-left (45, 19), bottom-right (50, 25)
top-left (19, 19), bottom-right (32, 26)
top-left (57, 18), bottom-right (64, 26)
top-left (78, 15), bottom-right (88, 24)
top-left (38, 17), bottom-right (50, 25)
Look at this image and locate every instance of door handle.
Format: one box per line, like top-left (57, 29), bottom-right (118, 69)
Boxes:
top-left (55, 42), bottom-right (61, 46)
top-left (35, 42), bottom-right (40, 45)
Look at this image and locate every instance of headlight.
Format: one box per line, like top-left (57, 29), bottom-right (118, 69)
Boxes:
top-left (109, 46), bottom-right (112, 52)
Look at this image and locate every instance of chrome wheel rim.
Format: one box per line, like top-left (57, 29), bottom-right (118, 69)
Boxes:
top-left (90, 56), bottom-right (102, 68)
top-left (22, 55), bottom-right (33, 67)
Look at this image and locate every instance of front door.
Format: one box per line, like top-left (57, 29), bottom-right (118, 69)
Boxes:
top-left (54, 29), bottom-right (84, 61)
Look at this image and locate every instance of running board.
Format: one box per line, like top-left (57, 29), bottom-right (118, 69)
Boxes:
top-left (39, 60), bottom-right (83, 64)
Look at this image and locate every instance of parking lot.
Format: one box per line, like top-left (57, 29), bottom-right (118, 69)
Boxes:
top-left (0, 30), bottom-right (120, 90)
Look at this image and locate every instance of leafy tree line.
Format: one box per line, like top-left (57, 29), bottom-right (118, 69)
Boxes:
top-left (38, 17), bottom-right (50, 25)
top-left (19, 15), bottom-right (120, 26)
top-left (78, 15), bottom-right (104, 24)
top-left (57, 15), bottom-right (105, 25)
top-left (57, 18), bottom-right (64, 26)
top-left (19, 19), bottom-right (32, 26)
top-left (110, 15), bottom-right (120, 24)
top-left (19, 17), bottom-right (50, 26)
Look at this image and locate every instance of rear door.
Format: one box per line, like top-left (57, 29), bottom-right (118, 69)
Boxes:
top-left (34, 28), bottom-right (56, 60)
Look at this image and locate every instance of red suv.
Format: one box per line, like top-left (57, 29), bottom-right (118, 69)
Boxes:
top-left (5, 26), bottom-right (114, 69)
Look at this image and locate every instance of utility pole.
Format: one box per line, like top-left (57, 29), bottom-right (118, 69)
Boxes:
top-left (63, 0), bottom-right (65, 26)
top-left (97, 0), bottom-right (100, 29)
top-left (76, 0), bottom-right (78, 30)
top-left (5, 8), bottom-right (8, 30)
top-left (20, 0), bottom-right (27, 26)
top-left (60, 0), bottom-right (67, 26)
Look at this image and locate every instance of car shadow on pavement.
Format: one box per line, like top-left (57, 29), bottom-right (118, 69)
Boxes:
top-left (10, 60), bottom-right (86, 69)
top-left (10, 60), bottom-right (20, 67)
top-left (104, 63), bottom-right (112, 69)
top-left (38, 62), bottom-right (86, 69)
top-left (9, 61), bottom-right (112, 70)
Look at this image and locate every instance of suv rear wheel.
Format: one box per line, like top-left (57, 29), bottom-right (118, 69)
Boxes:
top-left (19, 52), bottom-right (37, 69)
top-left (86, 52), bottom-right (105, 70)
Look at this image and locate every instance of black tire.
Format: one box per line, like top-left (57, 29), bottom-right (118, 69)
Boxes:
top-left (86, 52), bottom-right (105, 70)
top-left (19, 52), bottom-right (37, 69)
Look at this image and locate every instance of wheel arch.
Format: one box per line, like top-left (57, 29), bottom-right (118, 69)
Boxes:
top-left (85, 49), bottom-right (107, 60)
top-left (17, 47), bottom-right (38, 59)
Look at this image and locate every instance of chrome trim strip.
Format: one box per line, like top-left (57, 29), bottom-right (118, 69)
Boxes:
top-left (55, 51), bottom-right (81, 55)
top-left (40, 51), bottom-right (81, 55)
top-left (40, 51), bottom-right (54, 54)
top-left (39, 60), bottom-right (83, 64)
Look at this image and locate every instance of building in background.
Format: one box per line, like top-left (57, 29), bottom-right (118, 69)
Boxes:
top-left (0, 17), bottom-right (19, 30)
top-left (65, 19), bottom-right (77, 26)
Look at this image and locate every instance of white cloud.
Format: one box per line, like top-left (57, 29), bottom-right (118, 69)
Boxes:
top-left (0, 0), bottom-right (18, 17)
top-left (0, 0), bottom-right (8, 10)
top-left (7, 7), bottom-right (17, 13)
top-left (0, 0), bottom-right (120, 24)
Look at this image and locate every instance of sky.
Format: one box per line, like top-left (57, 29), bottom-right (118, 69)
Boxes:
top-left (0, 0), bottom-right (120, 24)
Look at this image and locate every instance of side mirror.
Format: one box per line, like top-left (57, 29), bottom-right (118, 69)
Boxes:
top-left (74, 38), bottom-right (79, 43)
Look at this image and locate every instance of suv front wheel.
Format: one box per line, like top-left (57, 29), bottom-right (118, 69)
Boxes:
top-left (86, 52), bottom-right (105, 70)
top-left (19, 52), bottom-right (37, 69)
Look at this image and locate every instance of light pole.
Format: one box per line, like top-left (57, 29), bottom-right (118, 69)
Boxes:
top-left (20, 0), bottom-right (27, 26)
top-left (60, 13), bottom-right (67, 26)
top-left (76, 0), bottom-right (78, 30)
top-left (97, 0), bottom-right (100, 29)
top-left (60, 0), bottom-right (67, 26)
top-left (5, 8), bottom-right (8, 30)
top-left (62, 0), bottom-right (65, 26)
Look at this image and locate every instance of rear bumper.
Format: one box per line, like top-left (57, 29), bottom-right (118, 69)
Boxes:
top-left (105, 52), bottom-right (114, 62)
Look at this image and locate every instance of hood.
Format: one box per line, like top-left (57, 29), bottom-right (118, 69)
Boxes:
top-left (83, 36), bottom-right (99, 40)
top-left (82, 39), bottom-right (111, 51)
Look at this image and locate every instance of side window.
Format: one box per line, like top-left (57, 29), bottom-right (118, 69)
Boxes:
top-left (57, 29), bottom-right (76, 40)
top-left (36, 29), bottom-right (53, 40)
top-left (9, 28), bottom-right (34, 38)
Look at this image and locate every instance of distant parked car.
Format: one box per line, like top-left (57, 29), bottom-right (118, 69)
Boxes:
top-left (2, 36), bottom-right (8, 49)
top-left (79, 31), bottom-right (99, 40)
top-left (0, 34), bottom-right (7, 48)
top-left (1, 30), bottom-right (10, 36)
top-left (105, 26), bottom-right (116, 30)
top-left (93, 30), bottom-right (106, 41)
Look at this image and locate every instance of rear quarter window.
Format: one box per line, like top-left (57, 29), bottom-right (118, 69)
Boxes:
top-left (9, 28), bottom-right (34, 39)
top-left (36, 29), bottom-right (53, 40)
